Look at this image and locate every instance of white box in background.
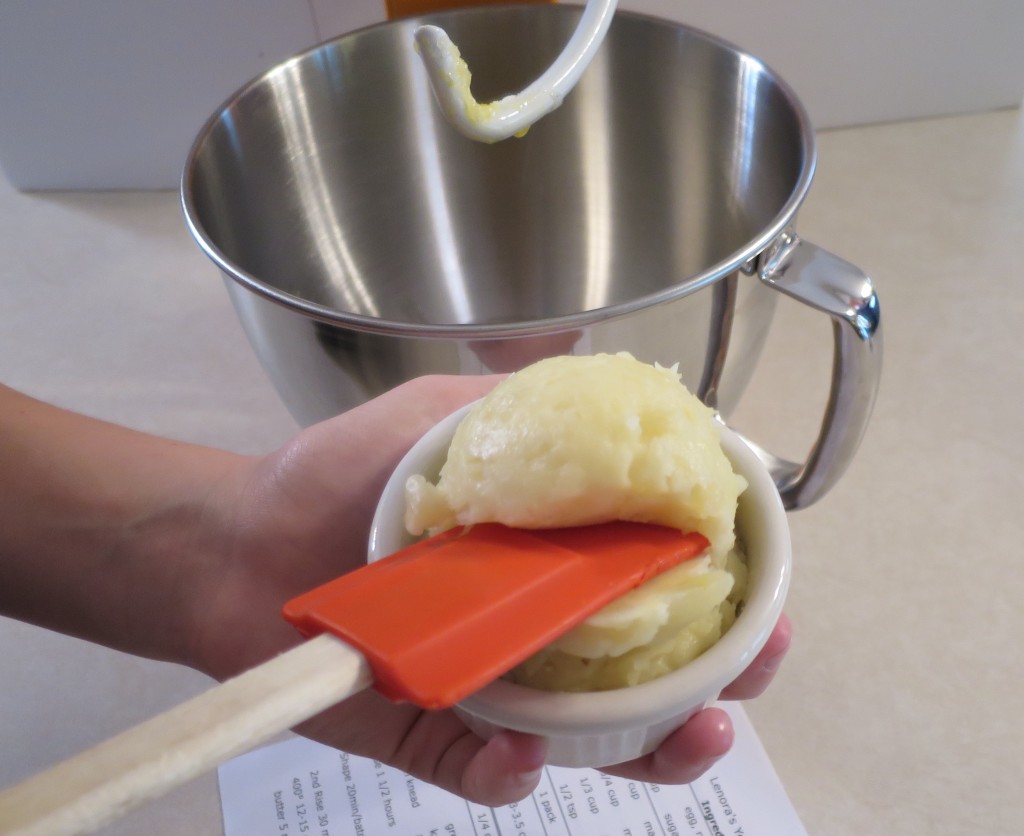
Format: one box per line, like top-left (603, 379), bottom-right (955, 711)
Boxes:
top-left (1, 0), bottom-right (1021, 191)
top-left (0, 0), bottom-right (326, 190)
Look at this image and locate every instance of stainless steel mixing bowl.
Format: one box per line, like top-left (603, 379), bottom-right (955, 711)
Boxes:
top-left (181, 5), bottom-right (881, 509)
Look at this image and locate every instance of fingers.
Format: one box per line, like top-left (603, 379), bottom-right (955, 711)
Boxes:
top-left (600, 707), bottom-right (733, 785)
top-left (719, 612), bottom-right (792, 701)
top-left (300, 618), bottom-right (789, 808)
top-left (435, 704), bottom-right (735, 802)
top-left (457, 731), bottom-right (549, 806)
top-left (351, 702), bottom-right (548, 808)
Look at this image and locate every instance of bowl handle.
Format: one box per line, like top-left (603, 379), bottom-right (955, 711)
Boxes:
top-left (741, 230), bottom-right (882, 510)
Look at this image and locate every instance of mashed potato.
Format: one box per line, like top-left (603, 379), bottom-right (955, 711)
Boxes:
top-left (404, 353), bottom-right (749, 691)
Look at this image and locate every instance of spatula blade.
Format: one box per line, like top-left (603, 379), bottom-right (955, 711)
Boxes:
top-left (283, 522), bottom-right (708, 708)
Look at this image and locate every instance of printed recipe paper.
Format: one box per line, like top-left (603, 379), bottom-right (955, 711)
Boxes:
top-left (219, 703), bottom-right (805, 835)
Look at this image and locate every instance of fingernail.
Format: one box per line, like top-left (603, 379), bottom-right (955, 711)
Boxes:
top-left (507, 765), bottom-right (544, 796)
top-left (694, 756), bottom-right (722, 778)
top-left (762, 650), bottom-right (786, 674)
top-left (517, 766), bottom-right (544, 785)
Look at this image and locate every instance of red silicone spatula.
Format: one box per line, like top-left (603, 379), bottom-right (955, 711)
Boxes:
top-left (284, 521), bottom-right (708, 707)
top-left (0, 522), bottom-right (706, 836)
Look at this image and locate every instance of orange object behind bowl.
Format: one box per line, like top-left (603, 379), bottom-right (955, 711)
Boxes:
top-left (387, 0), bottom-right (555, 21)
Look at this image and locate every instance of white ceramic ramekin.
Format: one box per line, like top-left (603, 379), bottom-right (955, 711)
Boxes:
top-left (369, 404), bottom-right (791, 768)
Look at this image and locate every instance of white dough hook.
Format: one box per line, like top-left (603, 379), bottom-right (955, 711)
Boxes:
top-left (414, 0), bottom-right (618, 143)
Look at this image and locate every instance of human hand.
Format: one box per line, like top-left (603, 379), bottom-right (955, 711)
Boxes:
top-left (180, 375), bottom-right (791, 806)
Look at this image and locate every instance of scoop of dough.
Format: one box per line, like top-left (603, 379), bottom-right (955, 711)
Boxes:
top-left (404, 352), bottom-right (749, 692)
top-left (405, 352), bottom-right (746, 558)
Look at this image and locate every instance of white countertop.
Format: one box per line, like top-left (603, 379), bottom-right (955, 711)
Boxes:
top-left (1, 107), bottom-right (1021, 834)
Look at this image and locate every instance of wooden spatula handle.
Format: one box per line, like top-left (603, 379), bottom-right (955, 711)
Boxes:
top-left (0, 634), bottom-right (371, 836)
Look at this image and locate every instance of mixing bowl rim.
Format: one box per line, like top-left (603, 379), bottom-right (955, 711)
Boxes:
top-left (180, 5), bottom-right (817, 339)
